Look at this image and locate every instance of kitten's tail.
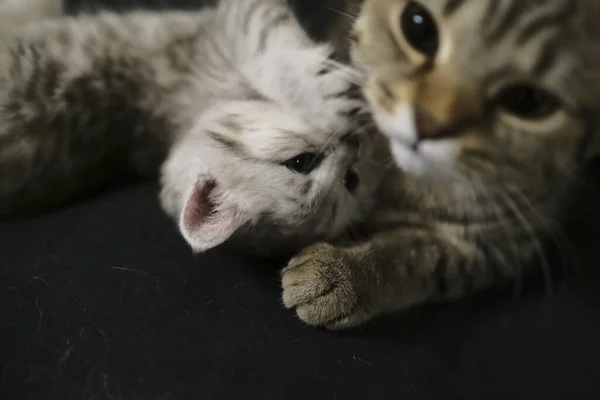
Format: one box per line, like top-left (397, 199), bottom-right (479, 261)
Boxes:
top-left (0, 0), bottom-right (63, 30)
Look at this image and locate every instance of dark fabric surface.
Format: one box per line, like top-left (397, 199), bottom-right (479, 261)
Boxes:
top-left (2, 177), bottom-right (600, 400)
top-left (2, 1), bottom-right (600, 399)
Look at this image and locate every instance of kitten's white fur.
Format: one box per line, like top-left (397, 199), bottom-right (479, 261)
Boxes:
top-left (0, 0), bottom-right (379, 254)
top-left (0, 0), bottom-right (61, 29)
top-left (161, 100), bottom-right (382, 256)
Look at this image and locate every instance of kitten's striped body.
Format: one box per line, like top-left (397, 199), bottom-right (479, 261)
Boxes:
top-left (282, 0), bottom-right (600, 329)
top-left (0, 0), bottom-right (380, 255)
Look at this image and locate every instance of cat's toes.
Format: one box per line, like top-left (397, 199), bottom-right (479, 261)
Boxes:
top-left (281, 243), bottom-right (368, 330)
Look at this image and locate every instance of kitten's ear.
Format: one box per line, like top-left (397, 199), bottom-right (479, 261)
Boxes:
top-left (178, 177), bottom-right (246, 252)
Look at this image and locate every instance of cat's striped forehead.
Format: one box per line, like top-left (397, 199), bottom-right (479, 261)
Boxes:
top-left (385, 0), bottom-right (592, 31)
top-left (361, 0), bottom-right (600, 106)
top-left (433, 0), bottom-right (590, 52)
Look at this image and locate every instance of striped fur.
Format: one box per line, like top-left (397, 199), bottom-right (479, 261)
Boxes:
top-left (282, 0), bottom-right (600, 329)
top-left (0, 0), bottom-right (381, 256)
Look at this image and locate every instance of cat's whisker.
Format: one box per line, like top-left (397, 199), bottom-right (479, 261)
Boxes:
top-left (470, 176), bottom-right (528, 287)
top-left (324, 6), bottom-right (359, 21)
top-left (321, 58), bottom-right (364, 80)
top-left (494, 187), bottom-right (553, 301)
top-left (417, 154), bottom-right (480, 204)
top-left (452, 171), bottom-right (487, 223)
top-left (463, 176), bottom-right (524, 296)
top-left (481, 146), bottom-right (577, 297)
top-left (502, 182), bottom-right (581, 288)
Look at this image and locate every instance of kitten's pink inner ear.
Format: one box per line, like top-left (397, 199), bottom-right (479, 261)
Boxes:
top-left (179, 178), bottom-right (244, 253)
top-left (183, 179), bottom-right (217, 230)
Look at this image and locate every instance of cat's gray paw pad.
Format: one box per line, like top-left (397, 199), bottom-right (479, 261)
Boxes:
top-left (281, 243), bottom-right (367, 330)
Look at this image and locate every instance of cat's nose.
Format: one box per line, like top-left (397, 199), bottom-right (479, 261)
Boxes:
top-left (414, 107), bottom-right (449, 140)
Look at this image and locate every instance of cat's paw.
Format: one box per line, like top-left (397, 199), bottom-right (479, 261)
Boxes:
top-left (281, 243), bottom-right (369, 330)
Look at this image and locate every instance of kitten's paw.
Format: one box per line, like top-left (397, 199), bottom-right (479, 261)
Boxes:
top-left (281, 243), bottom-right (369, 330)
top-left (288, 46), bottom-right (366, 134)
top-left (309, 65), bottom-right (365, 133)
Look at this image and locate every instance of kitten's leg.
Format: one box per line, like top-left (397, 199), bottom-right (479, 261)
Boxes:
top-left (0, 13), bottom-right (183, 217)
top-left (281, 230), bottom-right (519, 329)
top-left (230, 0), bottom-right (365, 134)
top-left (0, 0), bottom-right (63, 29)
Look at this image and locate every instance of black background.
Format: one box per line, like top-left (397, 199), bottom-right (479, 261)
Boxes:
top-left (1, 1), bottom-right (600, 399)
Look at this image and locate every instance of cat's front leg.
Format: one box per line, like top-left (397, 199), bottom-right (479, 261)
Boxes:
top-left (234, 0), bottom-right (365, 134)
top-left (281, 243), bottom-right (372, 330)
top-left (282, 230), bottom-right (505, 330)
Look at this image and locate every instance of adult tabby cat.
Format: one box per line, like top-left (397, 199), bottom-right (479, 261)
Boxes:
top-left (281, 0), bottom-right (600, 329)
top-left (0, 0), bottom-right (381, 255)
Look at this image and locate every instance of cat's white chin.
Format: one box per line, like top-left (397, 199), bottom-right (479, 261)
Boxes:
top-left (389, 139), bottom-right (459, 180)
top-left (373, 106), bottom-right (459, 180)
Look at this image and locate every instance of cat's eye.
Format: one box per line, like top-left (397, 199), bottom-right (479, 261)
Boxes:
top-left (495, 84), bottom-right (561, 120)
top-left (282, 152), bottom-right (319, 174)
top-left (400, 1), bottom-right (439, 57)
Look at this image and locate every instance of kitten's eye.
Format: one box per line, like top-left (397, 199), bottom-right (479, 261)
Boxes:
top-left (495, 84), bottom-right (561, 120)
top-left (400, 1), bottom-right (439, 57)
top-left (282, 152), bottom-right (319, 174)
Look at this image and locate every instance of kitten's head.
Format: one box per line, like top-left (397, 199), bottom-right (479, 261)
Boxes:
top-left (160, 100), bottom-right (382, 257)
top-left (350, 0), bottom-right (600, 208)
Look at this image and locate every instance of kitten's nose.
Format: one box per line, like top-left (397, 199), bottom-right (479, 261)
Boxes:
top-left (340, 132), bottom-right (361, 149)
top-left (343, 169), bottom-right (359, 193)
top-left (414, 107), bottom-right (449, 140)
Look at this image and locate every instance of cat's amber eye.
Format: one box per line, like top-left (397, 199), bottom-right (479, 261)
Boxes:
top-left (495, 84), bottom-right (561, 120)
top-left (400, 1), bottom-right (439, 57)
top-left (282, 152), bottom-right (319, 174)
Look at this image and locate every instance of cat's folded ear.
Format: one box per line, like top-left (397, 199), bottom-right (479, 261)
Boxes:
top-left (178, 176), bottom-right (247, 252)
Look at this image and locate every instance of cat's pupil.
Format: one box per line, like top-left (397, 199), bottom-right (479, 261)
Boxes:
top-left (495, 84), bottom-right (561, 120)
top-left (400, 1), bottom-right (439, 57)
top-left (283, 152), bottom-right (318, 174)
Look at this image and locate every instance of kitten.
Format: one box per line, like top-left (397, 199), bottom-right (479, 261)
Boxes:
top-left (0, 0), bottom-right (62, 30)
top-left (160, 100), bottom-right (384, 256)
top-left (0, 0), bottom-right (379, 254)
top-left (282, 0), bottom-right (600, 329)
